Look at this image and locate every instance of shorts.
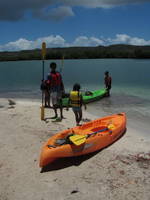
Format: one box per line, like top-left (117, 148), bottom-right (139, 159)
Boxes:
top-left (106, 85), bottom-right (111, 90)
top-left (72, 107), bottom-right (82, 112)
top-left (51, 91), bottom-right (62, 106)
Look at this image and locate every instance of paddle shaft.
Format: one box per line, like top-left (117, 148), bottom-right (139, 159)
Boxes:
top-left (41, 42), bottom-right (46, 120)
top-left (87, 127), bottom-right (109, 137)
top-left (42, 60), bottom-right (45, 106)
top-left (41, 42), bottom-right (46, 106)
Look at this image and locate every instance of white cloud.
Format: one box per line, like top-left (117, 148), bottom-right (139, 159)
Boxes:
top-left (0, 38), bottom-right (33, 51)
top-left (109, 34), bottom-right (150, 45)
top-left (0, 0), bottom-right (150, 21)
top-left (0, 34), bottom-right (150, 51)
top-left (33, 35), bottom-right (66, 48)
top-left (0, 35), bottom-right (66, 51)
top-left (73, 36), bottom-right (104, 46)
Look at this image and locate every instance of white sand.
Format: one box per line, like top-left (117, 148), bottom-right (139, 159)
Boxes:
top-left (0, 98), bottom-right (150, 200)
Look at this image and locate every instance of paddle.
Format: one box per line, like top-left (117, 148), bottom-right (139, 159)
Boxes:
top-left (69, 127), bottom-right (109, 146)
top-left (40, 42), bottom-right (46, 120)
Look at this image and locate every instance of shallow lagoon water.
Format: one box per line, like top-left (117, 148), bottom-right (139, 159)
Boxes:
top-left (0, 59), bottom-right (150, 137)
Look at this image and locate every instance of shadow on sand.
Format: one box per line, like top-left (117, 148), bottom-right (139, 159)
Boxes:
top-left (40, 150), bottom-right (99, 173)
top-left (40, 129), bottom-right (127, 173)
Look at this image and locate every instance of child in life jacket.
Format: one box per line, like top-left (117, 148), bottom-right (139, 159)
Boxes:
top-left (67, 83), bottom-right (86, 126)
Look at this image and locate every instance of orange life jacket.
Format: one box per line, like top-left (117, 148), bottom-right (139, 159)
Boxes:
top-left (47, 72), bottom-right (62, 87)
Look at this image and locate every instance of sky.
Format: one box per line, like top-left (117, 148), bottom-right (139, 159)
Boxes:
top-left (0, 0), bottom-right (150, 51)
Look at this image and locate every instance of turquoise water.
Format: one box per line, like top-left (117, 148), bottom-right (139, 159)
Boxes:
top-left (0, 59), bottom-right (150, 98)
top-left (0, 59), bottom-right (150, 130)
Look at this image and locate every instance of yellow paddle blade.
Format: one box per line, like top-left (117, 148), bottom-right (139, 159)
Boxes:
top-left (69, 135), bottom-right (87, 146)
top-left (42, 42), bottom-right (46, 60)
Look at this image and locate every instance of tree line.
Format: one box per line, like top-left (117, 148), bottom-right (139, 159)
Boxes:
top-left (0, 44), bottom-right (150, 61)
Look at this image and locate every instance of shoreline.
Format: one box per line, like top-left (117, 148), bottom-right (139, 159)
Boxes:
top-left (0, 97), bottom-right (150, 200)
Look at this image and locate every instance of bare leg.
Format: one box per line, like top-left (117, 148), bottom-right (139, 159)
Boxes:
top-left (59, 99), bottom-right (64, 119)
top-left (50, 105), bottom-right (58, 119)
top-left (54, 106), bottom-right (58, 117)
top-left (72, 110), bottom-right (78, 125)
top-left (60, 107), bottom-right (63, 119)
top-left (73, 110), bottom-right (82, 126)
top-left (78, 109), bottom-right (82, 124)
top-left (51, 92), bottom-right (58, 119)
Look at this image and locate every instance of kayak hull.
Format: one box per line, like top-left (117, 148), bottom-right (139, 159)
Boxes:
top-left (39, 112), bottom-right (126, 167)
top-left (62, 89), bottom-right (107, 107)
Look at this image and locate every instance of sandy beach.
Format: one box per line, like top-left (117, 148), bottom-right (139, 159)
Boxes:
top-left (0, 98), bottom-right (150, 200)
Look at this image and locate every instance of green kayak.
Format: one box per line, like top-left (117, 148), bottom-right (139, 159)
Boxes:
top-left (62, 88), bottom-right (107, 107)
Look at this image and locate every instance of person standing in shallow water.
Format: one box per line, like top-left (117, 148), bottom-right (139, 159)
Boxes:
top-left (46, 62), bottom-right (65, 121)
top-left (67, 83), bottom-right (86, 126)
top-left (104, 71), bottom-right (112, 97)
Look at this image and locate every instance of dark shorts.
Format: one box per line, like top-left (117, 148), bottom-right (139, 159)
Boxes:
top-left (107, 85), bottom-right (111, 90)
top-left (72, 107), bottom-right (82, 112)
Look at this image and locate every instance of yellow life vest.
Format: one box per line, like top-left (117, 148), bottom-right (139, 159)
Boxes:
top-left (70, 91), bottom-right (81, 107)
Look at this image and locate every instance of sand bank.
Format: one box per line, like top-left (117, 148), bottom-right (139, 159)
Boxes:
top-left (0, 98), bottom-right (150, 200)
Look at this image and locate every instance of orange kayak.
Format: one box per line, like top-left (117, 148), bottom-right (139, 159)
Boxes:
top-left (39, 113), bottom-right (126, 167)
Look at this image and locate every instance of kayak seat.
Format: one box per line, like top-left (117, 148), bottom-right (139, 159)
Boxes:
top-left (55, 133), bottom-right (74, 146)
top-left (55, 139), bottom-right (66, 145)
top-left (47, 145), bottom-right (56, 148)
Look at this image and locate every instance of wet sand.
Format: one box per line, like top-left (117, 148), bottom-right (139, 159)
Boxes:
top-left (0, 98), bottom-right (150, 200)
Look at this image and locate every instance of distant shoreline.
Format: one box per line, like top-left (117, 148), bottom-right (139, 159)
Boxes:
top-left (0, 44), bottom-right (150, 61)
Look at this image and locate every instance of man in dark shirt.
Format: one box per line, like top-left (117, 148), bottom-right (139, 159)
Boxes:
top-left (104, 71), bottom-right (112, 97)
